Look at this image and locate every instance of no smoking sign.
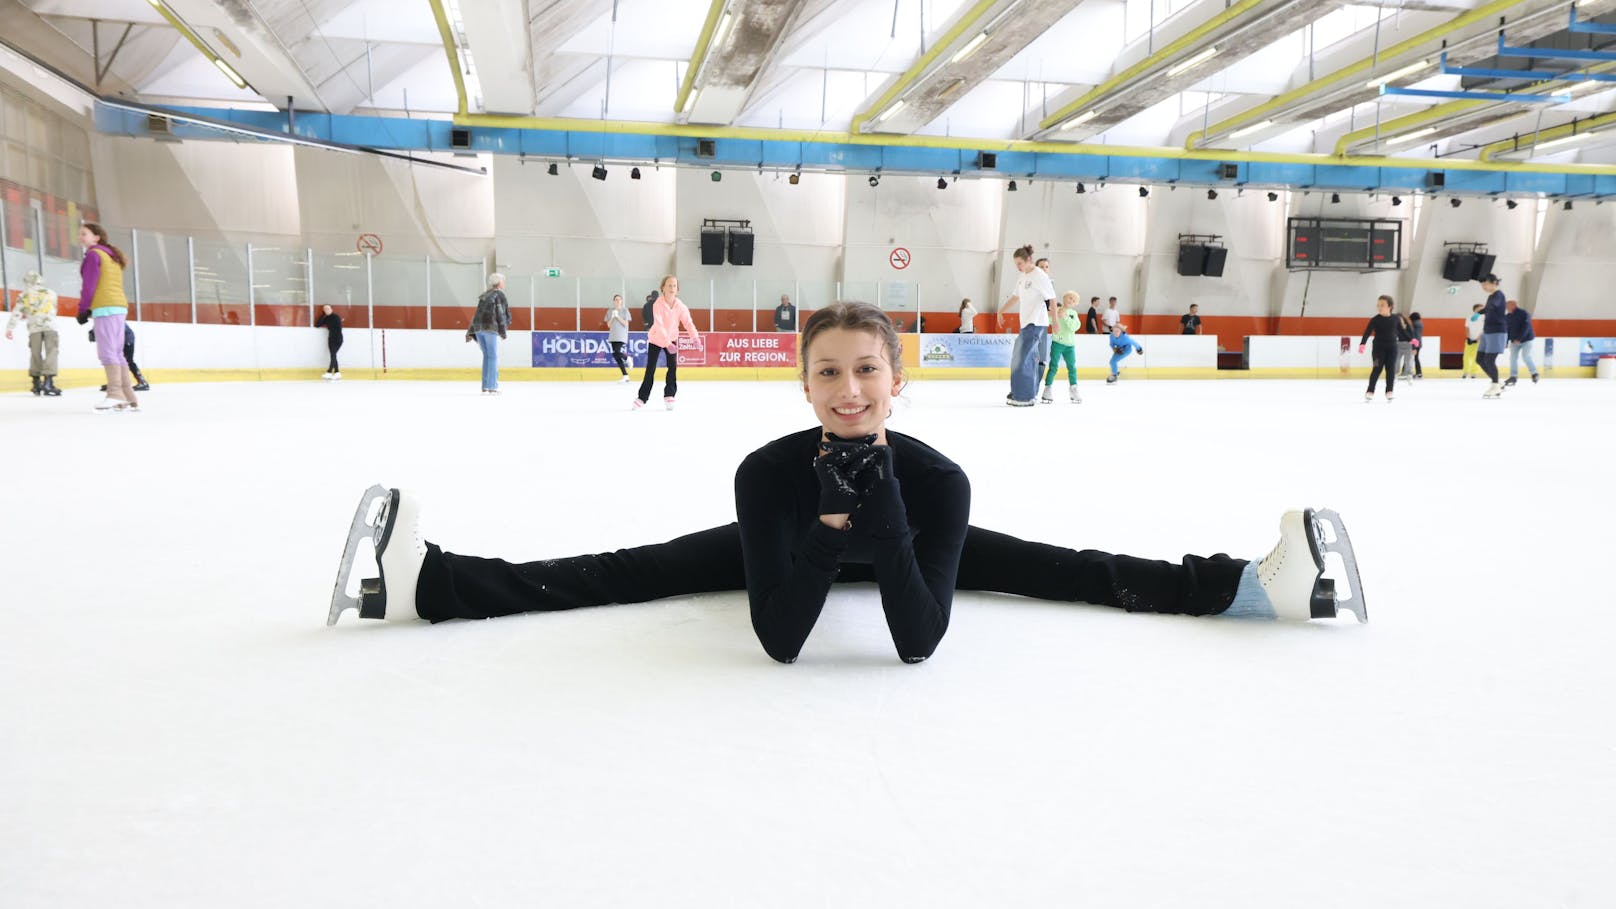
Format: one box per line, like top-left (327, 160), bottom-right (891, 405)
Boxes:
top-left (889, 247), bottom-right (911, 270)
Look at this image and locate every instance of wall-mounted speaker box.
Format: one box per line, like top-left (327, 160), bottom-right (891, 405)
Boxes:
top-left (1471, 253), bottom-right (1496, 280)
top-left (1202, 246), bottom-right (1229, 277)
top-left (1177, 245), bottom-right (1210, 276)
top-left (696, 138), bottom-right (717, 158)
top-left (1218, 163), bottom-right (1239, 180)
top-left (1427, 172), bottom-right (1446, 188)
top-left (727, 230), bottom-right (754, 266)
top-left (1442, 251), bottom-right (1477, 282)
top-left (700, 229), bottom-right (726, 265)
top-left (450, 128), bottom-right (472, 149)
top-left (977, 152), bottom-right (997, 169)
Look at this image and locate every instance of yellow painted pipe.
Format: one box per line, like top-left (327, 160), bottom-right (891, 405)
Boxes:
top-left (673, 0), bottom-right (730, 116)
top-left (452, 110), bottom-right (1616, 175)
top-left (849, 0), bottom-right (1003, 135)
top-left (1039, 0), bottom-right (1267, 132)
top-left (426, 0), bottom-right (468, 118)
top-left (1333, 60), bottom-right (1616, 156)
top-left (146, 0), bottom-right (241, 88)
top-left (1186, 0), bottom-right (1528, 150)
top-left (1479, 110), bottom-right (1616, 161)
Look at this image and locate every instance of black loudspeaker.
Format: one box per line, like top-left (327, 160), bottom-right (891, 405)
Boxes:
top-left (450, 127), bottom-right (472, 149)
top-left (700, 229), bottom-right (726, 265)
top-left (1442, 251), bottom-right (1477, 282)
top-left (1202, 246), bottom-right (1228, 277)
top-left (1471, 253), bottom-right (1496, 280)
top-left (727, 229), bottom-right (754, 266)
top-left (1177, 244), bottom-right (1209, 276)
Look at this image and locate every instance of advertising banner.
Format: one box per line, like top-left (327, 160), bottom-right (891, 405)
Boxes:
top-left (1578, 338), bottom-right (1616, 367)
top-left (532, 331), bottom-right (649, 368)
top-left (532, 331), bottom-right (797, 368)
top-left (917, 333), bottom-right (1015, 368)
top-left (676, 332), bottom-right (798, 367)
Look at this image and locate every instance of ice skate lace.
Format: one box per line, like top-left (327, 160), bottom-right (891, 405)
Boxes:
top-left (1257, 536), bottom-right (1286, 585)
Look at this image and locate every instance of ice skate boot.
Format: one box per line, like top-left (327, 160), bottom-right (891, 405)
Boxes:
top-left (132, 369), bottom-right (150, 392)
top-left (1504, 376), bottom-right (1517, 387)
top-left (1385, 391), bottom-right (1394, 402)
top-left (327, 486), bottom-right (425, 625)
top-left (1069, 386), bottom-right (1082, 404)
top-left (1039, 386), bottom-right (1054, 404)
top-left (1364, 392), bottom-right (1373, 402)
top-left (1483, 382), bottom-right (1502, 399)
top-left (1105, 375), bottom-right (1117, 385)
top-left (1255, 508), bottom-right (1368, 623)
top-left (665, 396), bottom-right (676, 411)
top-left (30, 376), bottom-right (41, 396)
top-left (1531, 373), bottom-right (1539, 384)
top-left (42, 377), bottom-right (61, 396)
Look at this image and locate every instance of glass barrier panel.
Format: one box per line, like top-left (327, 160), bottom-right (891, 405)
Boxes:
top-left (371, 255), bottom-right (426, 329)
top-left (310, 250), bottom-right (370, 329)
top-left (504, 275), bottom-right (533, 331)
top-left (251, 245), bottom-right (311, 327)
top-left (192, 238), bottom-right (249, 325)
top-left (578, 276), bottom-right (627, 333)
top-left (797, 281), bottom-right (839, 328)
top-left (531, 274), bottom-right (578, 331)
top-left (624, 278), bottom-right (663, 331)
top-left (133, 231), bottom-right (192, 323)
top-left (675, 277), bottom-right (713, 332)
top-left (429, 259), bottom-right (485, 332)
top-left (712, 278), bottom-right (753, 332)
top-left (755, 279), bottom-right (798, 333)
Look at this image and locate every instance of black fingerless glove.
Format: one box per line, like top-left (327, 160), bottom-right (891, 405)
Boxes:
top-left (815, 445), bottom-right (872, 516)
top-left (77, 311), bottom-right (91, 325)
top-left (851, 443), bottom-right (895, 496)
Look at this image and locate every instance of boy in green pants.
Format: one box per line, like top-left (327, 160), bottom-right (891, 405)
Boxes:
top-left (1040, 291), bottom-right (1083, 404)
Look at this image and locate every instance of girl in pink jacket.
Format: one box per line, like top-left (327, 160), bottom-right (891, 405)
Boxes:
top-left (635, 274), bottom-right (701, 410)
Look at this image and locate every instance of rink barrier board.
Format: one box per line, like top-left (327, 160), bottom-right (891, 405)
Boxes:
top-left (3, 365), bottom-right (1598, 394)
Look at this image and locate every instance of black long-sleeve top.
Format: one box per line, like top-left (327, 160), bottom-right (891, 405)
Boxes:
top-left (316, 312), bottom-right (343, 340)
top-left (734, 427), bottom-right (970, 664)
top-left (1361, 314), bottom-right (1399, 347)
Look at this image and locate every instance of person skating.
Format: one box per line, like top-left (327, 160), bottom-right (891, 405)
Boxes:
top-left (1040, 292), bottom-right (1083, 403)
top-left (1358, 295), bottom-right (1400, 402)
top-left (77, 222), bottom-right (139, 413)
top-left (635, 275), bottom-right (700, 410)
top-left (1476, 275), bottom-right (1508, 398)
top-left (316, 304), bottom-right (343, 379)
top-left (1000, 245), bottom-right (1056, 406)
top-left (467, 274), bottom-right (510, 394)
top-left (1105, 323), bottom-right (1144, 384)
top-left (4, 270), bottom-right (62, 396)
top-left (327, 302), bottom-right (1368, 664)
top-left (1460, 303), bottom-right (1483, 378)
top-left (1504, 299), bottom-right (1539, 386)
top-left (1409, 312), bottom-right (1425, 379)
top-left (605, 294), bottom-right (633, 382)
top-left (97, 324), bottom-right (149, 392)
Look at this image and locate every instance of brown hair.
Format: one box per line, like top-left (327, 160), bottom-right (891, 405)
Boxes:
top-left (1377, 294), bottom-right (1394, 309)
top-left (1013, 244), bottom-right (1034, 262)
top-left (659, 275), bottom-right (677, 293)
top-left (81, 222), bottom-right (127, 268)
top-left (799, 302), bottom-right (903, 383)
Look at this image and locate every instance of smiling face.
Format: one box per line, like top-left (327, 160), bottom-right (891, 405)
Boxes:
top-left (78, 226), bottom-right (97, 248)
top-left (661, 276), bottom-right (679, 298)
top-left (803, 327), bottom-right (902, 442)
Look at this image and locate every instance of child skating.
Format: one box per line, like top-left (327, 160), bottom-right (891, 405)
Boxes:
top-left (1105, 324), bottom-right (1144, 384)
top-left (1358, 295), bottom-right (1399, 402)
top-left (1040, 292), bottom-right (1082, 403)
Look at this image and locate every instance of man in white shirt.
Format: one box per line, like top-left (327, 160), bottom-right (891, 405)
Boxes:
top-left (1003, 246), bottom-right (1057, 406)
top-left (1104, 297), bottom-right (1121, 332)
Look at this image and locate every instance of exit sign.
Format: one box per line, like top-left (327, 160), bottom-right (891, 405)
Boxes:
top-left (543, 267), bottom-right (563, 277)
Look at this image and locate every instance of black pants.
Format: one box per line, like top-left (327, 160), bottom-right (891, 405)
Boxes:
top-left (415, 524), bottom-right (1248, 631)
top-left (327, 336), bottom-right (342, 372)
top-left (123, 340), bottom-right (141, 377)
top-left (1413, 345), bottom-right (1423, 377)
top-left (637, 343), bottom-right (677, 402)
top-left (1478, 351), bottom-right (1500, 383)
top-left (610, 341), bottom-right (628, 375)
top-left (1367, 344), bottom-right (1397, 392)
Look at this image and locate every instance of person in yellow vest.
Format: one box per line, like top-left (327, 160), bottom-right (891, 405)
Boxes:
top-left (77, 222), bottom-right (139, 412)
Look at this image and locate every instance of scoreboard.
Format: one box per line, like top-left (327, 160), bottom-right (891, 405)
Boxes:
top-left (1288, 218), bottom-right (1403, 271)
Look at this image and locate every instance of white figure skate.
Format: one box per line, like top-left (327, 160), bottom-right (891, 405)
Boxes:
top-left (1256, 508), bottom-right (1368, 623)
top-left (327, 485), bottom-right (425, 625)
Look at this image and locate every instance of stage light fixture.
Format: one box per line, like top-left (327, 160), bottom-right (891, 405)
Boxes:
top-left (1505, 199), bottom-right (1518, 210)
top-left (1138, 186), bottom-right (1149, 198)
top-left (1266, 191), bottom-right (1278, 202)
top-left (788, 173), bottom-right (800, 185)
top-left (1564, 200), bottom-right (1573, 211)
top-left (1450, 197), bottom-right (1461, 208)
top-left (1008, 180), bottom-right (1018, 192)
top-left (1331, 193), bottom-right (1341, 203)
top-left (592, 165), bottom-right (608, 181)
top-left (1075, 183), bottom-right (1085, 194)
top-left (547, 163), bottom-right (558, 176)
top-left (1206, 189), bottom-right (1218, 200)
top-left (630, 167), bottom-right (641, 180)
top-left (1391, 196), bottom-right (1402, 206)
top-left (937, 178), bottom-right (948, 189)
top-left (711, 171), bottom-right (722, 182)
top-left (868, 175), bottom-right (880, 187)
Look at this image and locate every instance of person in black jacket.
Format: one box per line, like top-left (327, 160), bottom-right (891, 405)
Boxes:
top-left (1409, 312), bottom-right (1425, 379)
top-left (1505, 299), bottom-right (1539, 385)
top-left (316, 304), bottom-right (343, 379)
top-left (1476, 275), bottom-right (1509, 398)
top-left (1358, 294), bottom-right (1400, 402)
top-left (329, 302), bottom-right (1367, 660)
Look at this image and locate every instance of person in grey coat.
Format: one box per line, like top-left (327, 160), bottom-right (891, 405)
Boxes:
top-left (467, 273), bottom-right (510, 394)
top-left (605, 294), bottom-right (632, 381)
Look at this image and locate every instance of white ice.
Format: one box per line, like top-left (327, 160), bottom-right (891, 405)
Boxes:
top-left (4, 376), bottom-right (1614, 908)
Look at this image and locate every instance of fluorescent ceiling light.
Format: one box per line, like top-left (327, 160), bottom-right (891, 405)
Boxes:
top-left (1165, 46), bottom-right (1219, 79)
top-left (1059, 110), bottom-right (1098, 131)
top-left (213, 57), bottom-right (246, 89)
top-left (1366, 60), bottom-right (1429, 89)
top-left (681, 90), bottom-right (698, 114)
top-left (1537, 131), bottom-right (1599, 150)
top-left (1386, 126), bottom-right (1438, 147)
top-left (951, 32), bottom-right (989, 65)
top-left (1228, 120), bottom-right (1274, 139)
top-left (712, 12), bottom-right (734, 49)
top-left (877, 100), bottom-right (906, 123)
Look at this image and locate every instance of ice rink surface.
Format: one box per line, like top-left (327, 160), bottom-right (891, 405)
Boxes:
top-left (4, 374), bottom-right (1614, 908)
